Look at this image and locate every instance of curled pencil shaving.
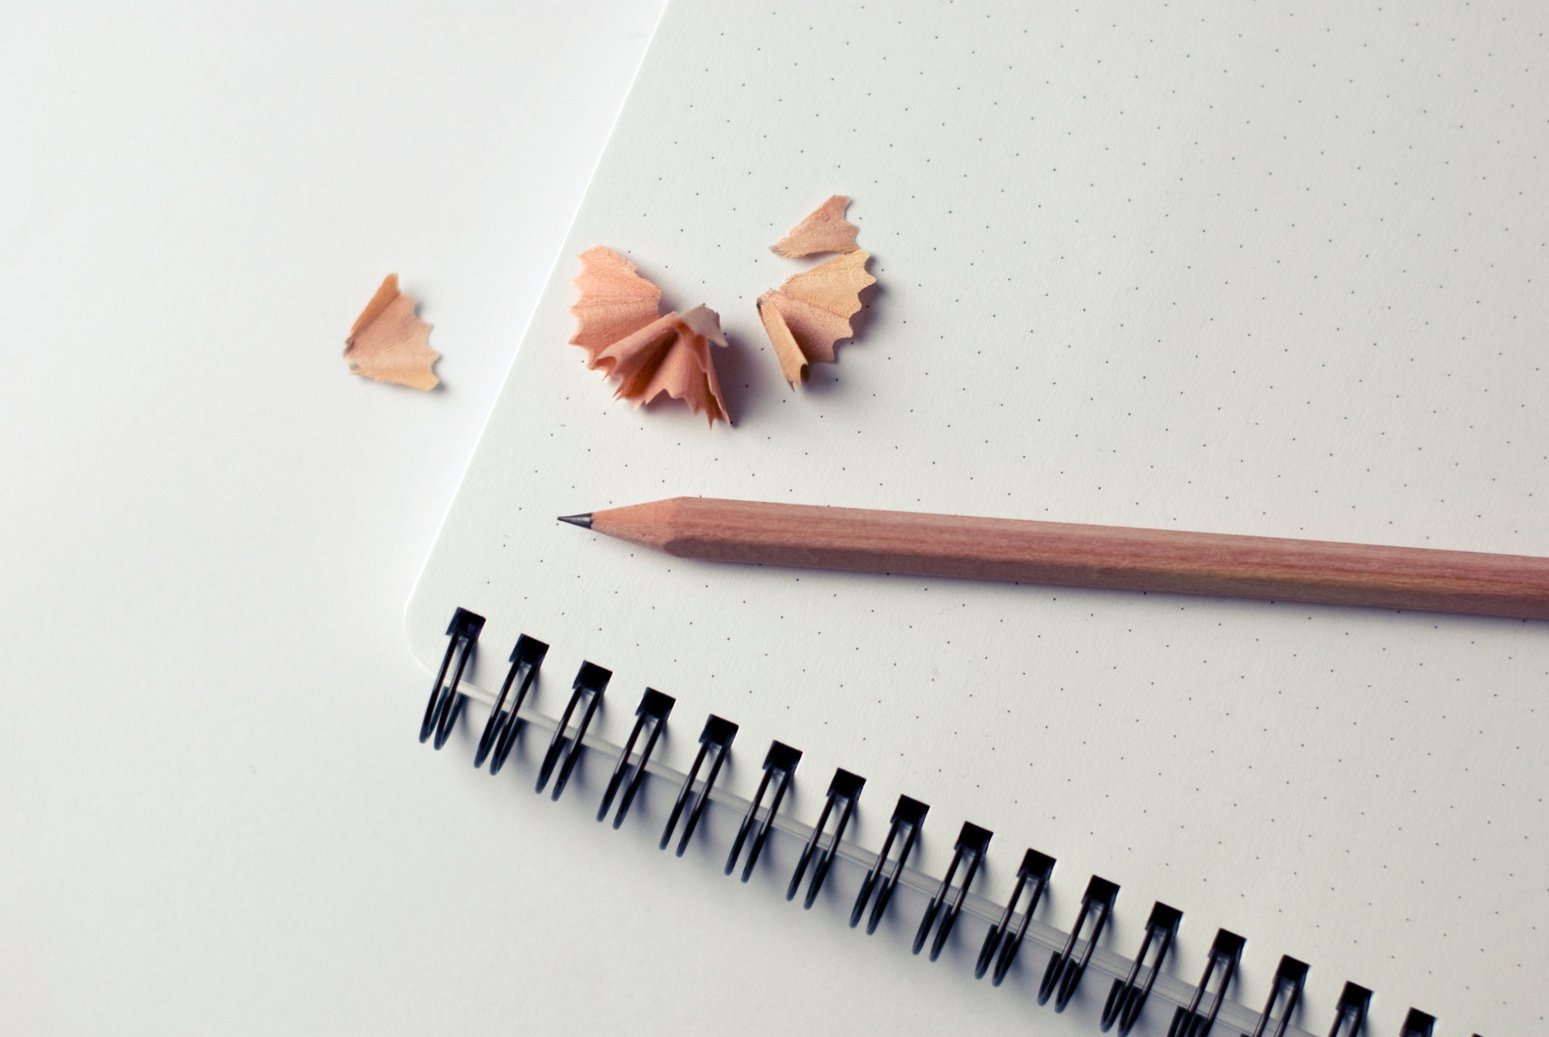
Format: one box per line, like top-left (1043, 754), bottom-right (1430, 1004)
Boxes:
top-left (771, 195), bottom-right (860, 257)
top-left (591, 306), bottom-right (729, 424)
top-left (569, 246), bottom-right (730, 425)
top-left (569, 245), bottom-right (662, 359)
top-left (344, 274), bottom-right (440, 390)
top-left (757, 250), bottom-right (875, 386)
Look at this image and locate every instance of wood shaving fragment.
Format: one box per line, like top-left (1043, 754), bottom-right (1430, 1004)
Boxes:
top-left (569, 245), bottom-right (662, 360)
top-left (344, 274), bottom-right (439, 390)
top-left (569, 247), bottom-right (730, 425)
top-left (757, 251), bottom-right (875, 386)
top-left (770, 195), bottom-right (860, 257)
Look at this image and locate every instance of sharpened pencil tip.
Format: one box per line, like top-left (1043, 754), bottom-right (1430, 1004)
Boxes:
top-left (557, 513), bottom-right (593, 529)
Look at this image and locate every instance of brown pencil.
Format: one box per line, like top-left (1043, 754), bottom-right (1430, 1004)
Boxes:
top-left (559, 497), bottom-right (1549, 621)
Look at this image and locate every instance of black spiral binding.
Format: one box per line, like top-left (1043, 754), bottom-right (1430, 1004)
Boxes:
top-left (660, 714), bottom-right (737, 856)
top-left (1168, 929), bottom-right (1244, 1037)
top-left (1102, 901), bottom-right (1182, 1036)
top-left (1040, 875), bottom-right (1121, 1012)
top-left (1328, 983), bottom-right (1372, 1037)
top-left (976, 847), bottom-right (1055, 986)
top-left (787, 768), bottom-right (864, 908)
top-left (418, 609), bottom-right (1472, 1037)
top-left (851, 795), bottom-right (928, 934)
top-left (534, 662), bottom-right (609, 799)
top-left (473, 634), bottom-right (547, 774)
top-left (419, 608), bottom-right (483, 749)
top-left (597, 688), bottom-right (673, 827)
top-left (725, 741), bottom-right (800, 882)
top-left (913, 822), bottom-right (992, 961)
top-left (1244, 956), bottom-right (1308, 1037)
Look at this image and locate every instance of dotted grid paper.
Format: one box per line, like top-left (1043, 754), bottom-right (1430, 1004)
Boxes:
top-left (408, 2), bottom-right (1549, 1034)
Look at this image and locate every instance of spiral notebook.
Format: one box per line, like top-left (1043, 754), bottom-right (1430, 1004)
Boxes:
top-left (405, 1), bottom-right (1549, 1034)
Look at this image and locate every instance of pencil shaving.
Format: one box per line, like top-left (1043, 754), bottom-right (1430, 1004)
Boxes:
top-left (757, 251), bottom-right (875, 386)
top-left (570, 247), bottom-right (730, 425)
top-left (344, 274), bottom-right (439, 390)
top-left (569, 246), bottom-right (662, 359)
top-left (771, 195), bottom-right (859, 257)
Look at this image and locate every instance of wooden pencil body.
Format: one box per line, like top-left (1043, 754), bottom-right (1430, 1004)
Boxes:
top-left (588, 497), bottom-right (1549, 620)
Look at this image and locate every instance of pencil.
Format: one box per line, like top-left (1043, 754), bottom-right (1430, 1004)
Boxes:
top-left (558, 497), bottom-right (1549, 621)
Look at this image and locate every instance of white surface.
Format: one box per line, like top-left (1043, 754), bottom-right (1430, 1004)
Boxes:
top-left (0, 1), bottom-right (787, 1033)
top-left (5, 4), bottom-right (1547, 1037)
top-left (0, 4), bottom-right (1097, 1036)
top-left (408, 2), bottom-right (1549, 1036)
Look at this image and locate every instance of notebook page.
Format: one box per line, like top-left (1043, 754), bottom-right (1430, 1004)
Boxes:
top-left (408, 2), bottom-right (1549, 1032)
